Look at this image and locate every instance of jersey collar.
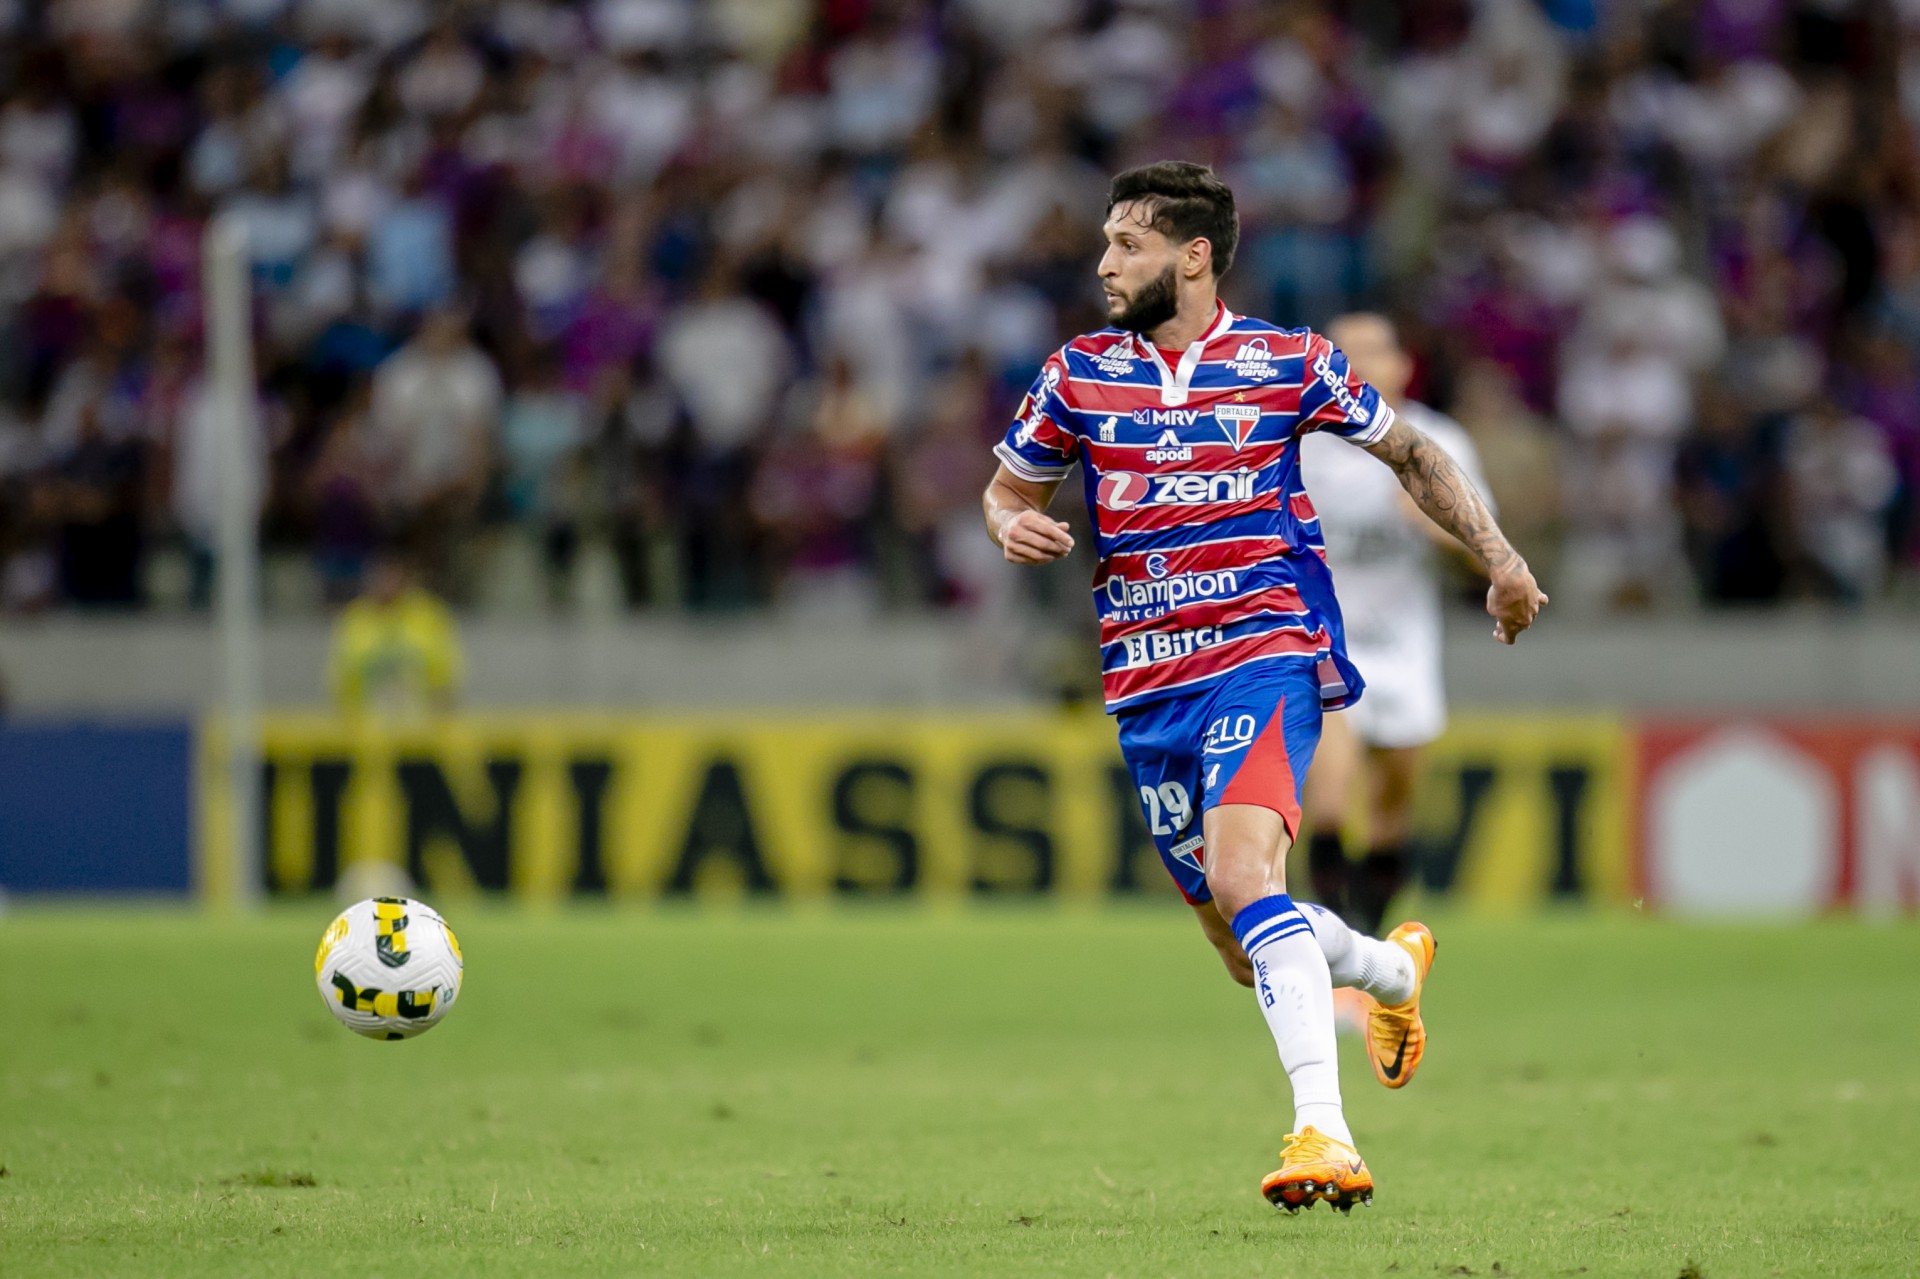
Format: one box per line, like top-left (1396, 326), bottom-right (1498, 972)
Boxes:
top-left (1136, 301), bottom-right (1235, 407)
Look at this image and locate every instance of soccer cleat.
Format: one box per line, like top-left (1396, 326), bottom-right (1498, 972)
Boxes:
top-left (1366, 921), bottom-right (1436, 1089)
top-left (1261, 1126), bottom-right (1374, 1213)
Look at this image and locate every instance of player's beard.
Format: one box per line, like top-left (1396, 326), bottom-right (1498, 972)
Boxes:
top-left (1108, 265), bottom-right (1179, 335)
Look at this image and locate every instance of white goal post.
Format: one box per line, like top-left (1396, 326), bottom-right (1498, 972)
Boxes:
top-left (203, 212), bottom-right (263, 907)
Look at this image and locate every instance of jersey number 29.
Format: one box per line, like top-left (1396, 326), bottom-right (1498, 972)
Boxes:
top-left (1139, 781), bottom-right (1193, 836)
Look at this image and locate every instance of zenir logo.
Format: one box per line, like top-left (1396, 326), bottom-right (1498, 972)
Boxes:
top-left (373, 897), bottom-right (412, 969)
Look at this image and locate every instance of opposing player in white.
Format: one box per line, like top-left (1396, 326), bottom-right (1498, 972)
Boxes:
top-left (1299, 313), bottom-right (1495, 945)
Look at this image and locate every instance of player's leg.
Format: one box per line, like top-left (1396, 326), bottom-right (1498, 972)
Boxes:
top-left (1204, 804), bottom-right (1337, 1134)
top-left (1194, 667), bottom-right (1373, 1209)
top-left (1356, 744), bottom-right (1439, 1090)
top-left (1296, 901), bottom-right (1415, 1005)
top-left (1350, 743), bottom-right (1421, 935)
top-left (1189, 857), bottom-right (1413, 1005)
top-left (1190, 900), bottom-right (1254, 987)
top-left (1206, 800), bottom-right (1372, 1210)
top-left (1301, 709), bottom-right (1360, 917)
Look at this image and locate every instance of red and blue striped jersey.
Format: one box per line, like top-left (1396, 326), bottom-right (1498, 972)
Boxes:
top-left (994, 303), bottom-right (1392, 715)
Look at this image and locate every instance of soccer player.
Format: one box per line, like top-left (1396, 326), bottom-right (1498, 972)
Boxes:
top-left (1299, 313), bottom-right (1495, 941)
top-left (982, 163), bottom-right (1545, 1212)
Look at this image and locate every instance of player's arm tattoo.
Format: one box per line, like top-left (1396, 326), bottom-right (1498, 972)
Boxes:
top-left (1360, 418), bottom-right (1520, 577)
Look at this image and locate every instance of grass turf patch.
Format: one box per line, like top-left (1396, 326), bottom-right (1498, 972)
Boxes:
top-left (1, 904), bottom-right (1916, 1277)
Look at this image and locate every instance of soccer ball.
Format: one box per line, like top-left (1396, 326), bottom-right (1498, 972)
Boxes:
top-left (314, 897), bottom-right (464, 1041)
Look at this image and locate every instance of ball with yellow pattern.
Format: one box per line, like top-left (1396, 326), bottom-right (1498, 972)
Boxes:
top-left (314, 897), bottom-right (464, 1040)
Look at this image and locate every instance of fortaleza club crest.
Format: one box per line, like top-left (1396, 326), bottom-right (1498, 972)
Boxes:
top-left (1214, 403), bottom-right (1261, 451)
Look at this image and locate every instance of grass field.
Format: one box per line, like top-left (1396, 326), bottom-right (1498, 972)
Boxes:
top-left (2, 904), bottom-right (1916, 1277)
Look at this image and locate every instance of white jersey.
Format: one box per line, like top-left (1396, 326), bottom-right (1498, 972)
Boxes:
top-left (1299, 402), bottom-right (1491, 747)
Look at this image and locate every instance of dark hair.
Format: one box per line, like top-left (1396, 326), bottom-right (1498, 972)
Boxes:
top-left (1106, 162), bottom-right (1239, 279)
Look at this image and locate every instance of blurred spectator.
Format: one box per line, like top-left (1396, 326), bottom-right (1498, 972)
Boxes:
top-left (366, 305), bottom-right (499, 588)
top-left (1448, 359), bottom-right (1561, 563)
top-left (38, 396), bottom-right (147, 608)
top-left (1676, 387), bottom-right (1790, 605)
top-left (328, 548), bottom-right (464, 716)
top-left (0, 0), bottom-right (1916, 626)
top-left (499, 347), bottom-right (591, 604)
top-left (305, 385), bottom-right (384, 604)
top-left (1785, 399), bottom-right (1899, 604)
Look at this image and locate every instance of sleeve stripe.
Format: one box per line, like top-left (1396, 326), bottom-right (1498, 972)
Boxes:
top-left (993, 442), bottom-right (1073, 482)
top-left (1350, 401), bottom-right (1395, 446)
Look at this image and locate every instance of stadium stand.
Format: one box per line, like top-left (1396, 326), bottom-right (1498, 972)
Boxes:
top-left (0, 0), bottom-right (1916, 619)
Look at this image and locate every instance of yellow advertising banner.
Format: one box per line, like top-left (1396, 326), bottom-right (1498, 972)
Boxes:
top-left (199, 711), bottom-right (1630, 909)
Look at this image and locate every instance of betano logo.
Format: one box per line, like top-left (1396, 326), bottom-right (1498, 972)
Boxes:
top-left (1097, 469), bottom-right (1257, 512)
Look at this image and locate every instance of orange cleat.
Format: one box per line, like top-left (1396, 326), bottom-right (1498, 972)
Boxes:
top-left (1366, 921), bottom-right (1436, 1089)
top-left (1261, 1126), bottom-right (1374, 1214)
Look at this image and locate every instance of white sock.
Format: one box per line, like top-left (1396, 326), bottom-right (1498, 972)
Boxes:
top-left (1230, 894), bottom-right (1351, 1146)
top-left (1301, 902), bottom-right (1417, 1005)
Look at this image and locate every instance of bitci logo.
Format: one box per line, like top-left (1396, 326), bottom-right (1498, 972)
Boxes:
top-left (1097, 471), bottom-right (1151, 511)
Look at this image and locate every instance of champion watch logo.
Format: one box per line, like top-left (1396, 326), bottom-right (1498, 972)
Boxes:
top-left (1227, 338), bottom-right (1279, 381)
top-left (1214, 403), bottom-right (1262, 451)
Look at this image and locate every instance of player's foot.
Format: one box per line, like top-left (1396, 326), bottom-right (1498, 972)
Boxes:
top-left (1261, 1126), bottom-right (1373, 1214)
top-left (1366, 921), bottom-right (1436, 1089)
top-left (1331, 985), bottom-right (1374, 1037)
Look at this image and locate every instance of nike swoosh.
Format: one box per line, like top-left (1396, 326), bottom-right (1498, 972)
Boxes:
top-left (1380, 1030), bottom-right (1409, 1081)
top-left (1347, 1158), bottom-right (1365, 1176)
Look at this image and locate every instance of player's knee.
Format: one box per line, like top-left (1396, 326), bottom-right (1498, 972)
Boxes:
top-left (1203, 843), bottom-right (1275, 918)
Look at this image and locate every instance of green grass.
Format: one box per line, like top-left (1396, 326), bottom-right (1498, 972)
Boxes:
top-left (1, 904), bottom-right (1916, 1277)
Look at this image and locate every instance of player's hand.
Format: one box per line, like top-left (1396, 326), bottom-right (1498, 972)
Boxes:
top-left (998, 510), bottom-right (1075, 563)
top-left (1486, 560), bottom-right (1547, 644)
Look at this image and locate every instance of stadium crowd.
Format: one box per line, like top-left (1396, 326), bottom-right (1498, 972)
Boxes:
top-left (1, 0), bottom-right (1917, 617)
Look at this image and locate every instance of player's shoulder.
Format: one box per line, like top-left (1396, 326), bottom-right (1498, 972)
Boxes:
top-left (1055, 328), bottom-right (1155, 387)
top-left (1217, 314), bottom-right (1317, 352)
top-left (1063, 327), bottom-right (1132, 355)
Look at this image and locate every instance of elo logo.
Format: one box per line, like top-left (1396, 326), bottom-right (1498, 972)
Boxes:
top-left (1097, 471), bottom-right (1150, 511)
top-left (1146, 553), bottom-right (1170, 579)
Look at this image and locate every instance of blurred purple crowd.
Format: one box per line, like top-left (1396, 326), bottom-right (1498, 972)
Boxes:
top-left (1, 0), bottom-right (1918, 617)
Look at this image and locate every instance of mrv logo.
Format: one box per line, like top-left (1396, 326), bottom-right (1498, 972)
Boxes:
top-left (1104, 567), bottom-right (1240, 615)
top-left (1134, 408), bottom-right (1202, 427)
top-left (1119, 626), bottom-right (1224, 667)
top-left (1097, 469), bottom-right (1257, 511)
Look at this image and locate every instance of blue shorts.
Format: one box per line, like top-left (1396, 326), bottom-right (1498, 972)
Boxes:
top-left (1115, 659), bottom-right (1325, 905)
